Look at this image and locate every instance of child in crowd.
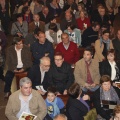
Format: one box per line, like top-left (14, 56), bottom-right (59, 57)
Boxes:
top-left (45, 87), bottom-right (65, 119)
top-left (113, 105), bottom-right (120, 120)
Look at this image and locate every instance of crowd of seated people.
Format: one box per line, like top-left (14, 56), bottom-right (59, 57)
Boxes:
top-left (1, 0), bottom-right (120, 120)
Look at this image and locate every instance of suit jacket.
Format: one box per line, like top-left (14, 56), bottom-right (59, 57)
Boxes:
top-left (93, 87), bottom-right (120, 120)
top-left (6, 45), bottom-right (32, 72)
top-left (74, 58), bottom-right (100, 87)
top-left (38, 11), bottom-right (53, 24)
top-left (28, 21), bottom-right (45, 33)
top-left (27, 64), bottom-right (49, 90)
top-left (94, 39), bottom-right (114, 62)
top-left (5, 89), bottom-right (47, 120)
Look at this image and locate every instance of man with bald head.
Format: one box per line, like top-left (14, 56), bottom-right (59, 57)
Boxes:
top-left (60, 11), bottom-right (77, 31)
top-left (27, 56), bottom-right (51, 95)
top-left (54, 114), bottom-right (67, 120)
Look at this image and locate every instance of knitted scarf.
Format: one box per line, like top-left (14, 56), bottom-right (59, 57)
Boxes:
top-left (100, 37), bottom-right (110, 50)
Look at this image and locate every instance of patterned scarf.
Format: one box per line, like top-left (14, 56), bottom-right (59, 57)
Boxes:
top-left (100, 86), bottom-right (120, 104)
top-left (100, 37), bottom-right (110, 50)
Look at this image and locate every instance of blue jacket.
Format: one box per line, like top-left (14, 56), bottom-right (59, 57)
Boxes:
top-left (45, 97), bottom-right (64, 118)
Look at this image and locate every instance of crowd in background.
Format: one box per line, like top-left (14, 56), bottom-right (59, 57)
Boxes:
top-left (0, 0), bottom-right (120, 120)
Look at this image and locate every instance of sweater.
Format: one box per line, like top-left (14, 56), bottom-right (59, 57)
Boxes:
top-left (55, 41), bottom-right (80, 64)
top-left (82, 27), bottom-right (98, 47)
top-left (48, 62), bottom-right (74, 94)
top-left (76, 17), bottom-right (91, 31)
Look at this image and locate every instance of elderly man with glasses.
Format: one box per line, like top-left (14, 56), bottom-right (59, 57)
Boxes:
top-left (27, 56), bottom-right (51, 95)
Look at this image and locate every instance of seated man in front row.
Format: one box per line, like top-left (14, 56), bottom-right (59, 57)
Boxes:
top-left (48, 52), bottom-right (74, 95)
top-left (74, 46), bottom-right (100, 92)
top-left (27, 56), bottom-right (51, 95)
top-left (4, 37), bottom-right (32, 98)
top-left (5, 77), bottom-right (47, 120)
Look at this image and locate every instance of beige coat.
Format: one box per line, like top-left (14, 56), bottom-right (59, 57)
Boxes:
top-left (105, 0), bottom-right (120, 15)
top-left (5, 89), bottom-right (47, 120)
top-left (94, 39), bottom-right (114, 62)
top-left (74, 58), bottom-right (100, 87)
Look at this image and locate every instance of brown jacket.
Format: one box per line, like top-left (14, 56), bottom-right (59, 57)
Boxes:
top-left (94, 39), bottom-right (114, 62)
top-left (28, 21), bottom-right (45, 33)
top-left (6, 45), bottom-right (32, 72)
top-left (74, 58), bottom-right (100, 87)
top-left (5, 89), bottom-right (47, 120)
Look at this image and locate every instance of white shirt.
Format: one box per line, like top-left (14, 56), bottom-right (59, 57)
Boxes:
top-left (35, 22), bottom-right (39, 27)
top-left (109, 61), bottom-right (116, 81)
top-left (15, 46), bottom-right (23, 68)
top-left (40, 66), bottom-right (45, 83)
top-left (63, 42), bottom-right (70, 50)
top-left (16, 93), bottom-right (32, 118)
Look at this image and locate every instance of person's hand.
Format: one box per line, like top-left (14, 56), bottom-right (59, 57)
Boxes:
top-left (113, 82), bottom-right (117, 87)
top-left (14, 69), bottom-right (19, 72)
top-left (84, 83), bottom-right (90, 88)
top-left (82, 94), bottom-right (90, 100)
top-left (91, 43), bottom-right (95, 47)
top-left (109, 8), bottom-right (113, 13)
top-left (45, 53), bottom-right (49, 57)
top-left (90, 83), bottom-right (96, 88)
top-left (63, 89), bottom-right (67, 95)
top-left (37, 90), bottom-right (46, 95)
top-left (56, 92), bottom-right (61, 95)
top-left (18, 68), bottom-right (24, 72)
top-left (17, 32), bottom-right (23, 37)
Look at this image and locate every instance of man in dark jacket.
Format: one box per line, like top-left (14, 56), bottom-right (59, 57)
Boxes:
top-left (48, 52), bottom-right (74, 95)
top-left (27, 56), bottom-right (50, 95)
top-left (4, 37), bottom-right (32, 98)
top-left (30, 31), bottom-right (54, 65)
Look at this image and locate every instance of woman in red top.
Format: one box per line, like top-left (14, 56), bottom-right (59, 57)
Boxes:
top-left (76, 10), bottom-right (91, 33)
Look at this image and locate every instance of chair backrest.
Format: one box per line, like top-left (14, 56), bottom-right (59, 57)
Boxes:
top-left (84, 108), bottom-right (97, 120)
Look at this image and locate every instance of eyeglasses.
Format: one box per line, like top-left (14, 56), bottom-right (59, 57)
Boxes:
top-left (43, 64), bottom-right (50, 67)
top-left (55, 59), bottom-right (63, 61)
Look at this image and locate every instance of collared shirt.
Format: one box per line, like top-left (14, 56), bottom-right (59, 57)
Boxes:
top-left (109, 61), bottom-right (116, 81)
top-left (15, 46), bottom-right (23, 68)
top-left (35, 22), bottom-right (39, 27)
top-left (40, 66), bottom-right (45, 83)
top-left (63, 42), bottom-right (70, 50)
top-left (16, 92), bottom-right (32, 118)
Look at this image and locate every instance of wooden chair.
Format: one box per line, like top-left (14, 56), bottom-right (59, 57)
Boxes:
top-left (15, 72), bottom-right (27, 89)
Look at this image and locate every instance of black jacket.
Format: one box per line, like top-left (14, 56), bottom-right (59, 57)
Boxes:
top-left (48, 62), bottom-right (74, 94)
top-left (93, 87), bottom-right (120, 120)
top-left (27, 64), bottom-right (49, 90)
top-left (66, 97), bottom-right (88, 120)
top-left (99, 60), bottom-right (120, 82)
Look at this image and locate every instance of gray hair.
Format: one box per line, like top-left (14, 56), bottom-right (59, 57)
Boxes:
top-left (53, 114), bottom-right (67, 120)
top-left (19, 77), bottom-right (32, 87)
top-left (40, 56), bottom-right (50, 65)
